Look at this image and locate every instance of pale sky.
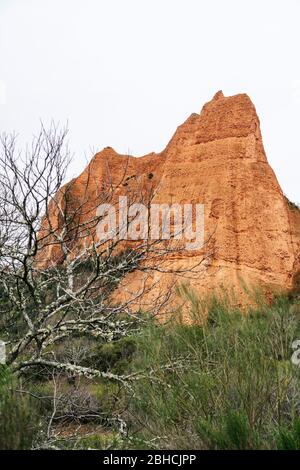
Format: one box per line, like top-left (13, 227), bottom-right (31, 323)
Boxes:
top-left (0, 0), bottom-right (299, 203)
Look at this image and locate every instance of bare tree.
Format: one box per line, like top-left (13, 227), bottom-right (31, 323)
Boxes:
top-left (0, 126), bottom-right (209, 381)
top-left (0, 124), bottom-right (211, 446)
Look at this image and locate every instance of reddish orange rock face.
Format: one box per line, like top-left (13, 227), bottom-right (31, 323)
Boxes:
top-left (37, 91), bottom-right (300, 309)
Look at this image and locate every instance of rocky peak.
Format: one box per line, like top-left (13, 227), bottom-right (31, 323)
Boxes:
top-left (37, 91), bottom-right (300, 307)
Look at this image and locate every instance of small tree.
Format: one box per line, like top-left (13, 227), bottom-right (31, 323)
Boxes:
top-left (0, 124), bottom-right (209, 446)
top-left (0, 125), bottom-right (211, 444)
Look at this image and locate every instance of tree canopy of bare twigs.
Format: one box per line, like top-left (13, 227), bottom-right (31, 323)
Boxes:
top-left (0, 124), bottom-right (210, 447)
top-left (0, 123), bottom-right (208, 376)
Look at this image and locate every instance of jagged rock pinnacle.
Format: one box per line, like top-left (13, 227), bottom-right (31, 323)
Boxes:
top-left (37, 92), bottom-right (300, 309)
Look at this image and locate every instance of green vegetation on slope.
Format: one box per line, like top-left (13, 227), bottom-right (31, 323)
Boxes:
top-left (0, 366), bottom-right (39, 450)
top-left (123, 294), bottom-right (300, 450)
top-left (1, 292), bottom-right (300, 450)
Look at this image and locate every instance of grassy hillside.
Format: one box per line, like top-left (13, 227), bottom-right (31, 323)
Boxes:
top-left (1, 292), bottom-right (300, 450)
top-left (124, 293), bottom-right (300, 449)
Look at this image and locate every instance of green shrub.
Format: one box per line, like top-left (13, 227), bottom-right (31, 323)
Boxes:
top-left (197, 411), bottom-right (257, 450)
top-left (84, 337), bottom-right (136, 373)
top-left (276, 419), bottom-right (300, 450)
top-left (123, 293), bottom-right (300, 449)
top-left (0, 366), bottom-right (39, 449)
top-left (72, 432), bottom-right (121, 450)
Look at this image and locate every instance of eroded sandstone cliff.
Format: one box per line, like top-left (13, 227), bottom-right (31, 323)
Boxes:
top-left (38, 91), bottom-right (300, 308)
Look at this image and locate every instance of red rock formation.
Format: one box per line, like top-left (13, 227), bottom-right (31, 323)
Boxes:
top-left (38, 91), bottom-right (300, 307)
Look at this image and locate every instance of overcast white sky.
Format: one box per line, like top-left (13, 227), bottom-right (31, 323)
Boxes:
top-left (0, 0), bottom-right (299, 202)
